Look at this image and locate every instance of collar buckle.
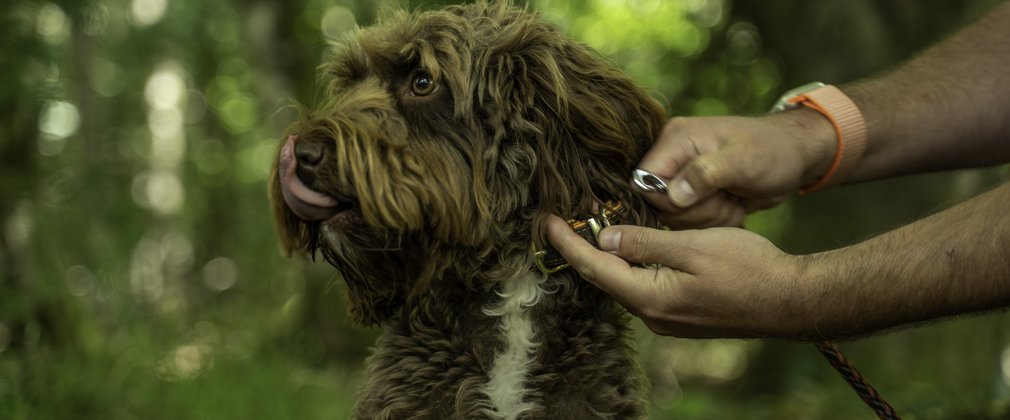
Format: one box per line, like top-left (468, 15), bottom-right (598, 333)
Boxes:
top-left (533, 201), bottom-right (624, 275)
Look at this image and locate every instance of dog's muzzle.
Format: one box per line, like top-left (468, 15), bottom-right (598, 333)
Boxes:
top-left (278, 135), bottom-right (347, 221)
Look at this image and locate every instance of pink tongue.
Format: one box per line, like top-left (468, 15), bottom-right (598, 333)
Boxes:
top-left (278, 136), bottom-right (342, 221)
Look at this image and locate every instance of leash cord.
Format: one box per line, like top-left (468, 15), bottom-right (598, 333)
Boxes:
top-left (816, 341), bottom-right (901, 420)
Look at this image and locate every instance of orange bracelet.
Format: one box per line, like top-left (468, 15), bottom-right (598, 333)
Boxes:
top-left (785, 85), bottom-right (867, 195)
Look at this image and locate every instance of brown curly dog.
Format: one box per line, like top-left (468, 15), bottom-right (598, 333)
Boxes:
top-left (271, 1), bottom-right (665, 418)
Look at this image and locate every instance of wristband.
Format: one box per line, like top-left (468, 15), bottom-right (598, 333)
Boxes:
top-left (771, 83), bottom-right (867, 195)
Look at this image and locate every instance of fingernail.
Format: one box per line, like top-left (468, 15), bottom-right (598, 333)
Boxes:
top-left (668, 179), bottom-right (696, 207)
top-left (599, 229), bottom-right (621, 252)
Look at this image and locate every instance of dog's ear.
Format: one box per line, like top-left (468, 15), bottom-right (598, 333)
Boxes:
top-left (473, 5), bottom-right (667, 242)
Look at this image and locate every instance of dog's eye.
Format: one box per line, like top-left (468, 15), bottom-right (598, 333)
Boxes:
top-left (410, 71), bottom-right (436, 96)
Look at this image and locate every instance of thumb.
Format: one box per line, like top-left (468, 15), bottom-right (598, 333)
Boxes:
top-left (667, 151), bottom-right (733, 208)
top-left (547, 217), bottom-right (685, 315)
top-left (598, 225), bottom-right (695, 270)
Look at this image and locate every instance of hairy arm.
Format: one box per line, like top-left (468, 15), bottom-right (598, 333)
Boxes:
top-left (798, 182), bottom-right (1010, 339)
top-left (826, 2), bottom-right (1010, 183)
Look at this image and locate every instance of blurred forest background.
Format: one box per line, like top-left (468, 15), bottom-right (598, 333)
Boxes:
top-left (2, 0), bottom-right (1009, 418)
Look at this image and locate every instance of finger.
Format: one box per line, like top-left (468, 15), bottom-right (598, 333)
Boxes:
top-left (544, 215), bottom-right (658, 307)
top-left (638, 118), bottom-right (698, 179)
top-left (629, 178), bottom-right (681, 215)
top-left (666, 149), bottom-right (736, 208)
top-left (596, 225), bottom-right (700, 271)
top-left (544, 215), bottom-right (636, 282)
top-left (658, 193), bottom-right (747, 229)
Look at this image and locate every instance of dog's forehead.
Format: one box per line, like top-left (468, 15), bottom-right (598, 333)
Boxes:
top-left (328, 8), bottom-right (476, 83)
top-left (327, 3), bottom-right (530, 86)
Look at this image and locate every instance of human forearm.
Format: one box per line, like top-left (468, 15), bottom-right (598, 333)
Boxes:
top-left (799, 182), bottom-right (1010, 339)
top-left (834, 3), bottom-right (1010, 183)
top-left (632, 4), bottom-right (1010, 228)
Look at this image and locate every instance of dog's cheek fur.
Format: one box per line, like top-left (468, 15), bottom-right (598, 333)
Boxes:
top-left (473, 6), bottom-right (667, 242)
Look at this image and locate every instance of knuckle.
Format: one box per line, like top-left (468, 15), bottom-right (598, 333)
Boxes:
top-left (640, 309), bottom-right (675, 336)
top-left (660, 117), bottom-right (691, 143)
top-left (691, 156), bottom-right (724, 189)
top-left (663, 117), bottom-right (689, 132)
top-left (620, 229), bottom-right (654, 262)
top-left (572, 263), bottom-right (598, 283)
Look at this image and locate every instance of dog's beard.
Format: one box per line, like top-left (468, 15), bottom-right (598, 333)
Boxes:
top-left (317, 225), bottom-right (430, 324)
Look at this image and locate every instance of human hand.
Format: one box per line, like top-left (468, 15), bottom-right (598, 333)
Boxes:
top-left (638, 111), bottom-right (835, 228)
top-left (545, 215), bottom-right (810, 339)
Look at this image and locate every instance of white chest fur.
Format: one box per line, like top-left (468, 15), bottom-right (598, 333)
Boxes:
top-left (479, 272), bottom-right (551, 419)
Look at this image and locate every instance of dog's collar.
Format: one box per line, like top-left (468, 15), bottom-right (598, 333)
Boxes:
top-left (533, 200), bottom-right (627, 274)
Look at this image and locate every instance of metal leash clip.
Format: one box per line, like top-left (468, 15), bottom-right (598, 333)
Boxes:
top-left (632, 169), bottom-right (669, 194)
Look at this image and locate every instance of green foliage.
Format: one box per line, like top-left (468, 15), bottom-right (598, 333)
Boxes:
top-left (1, 0), bottom-right (1008, 418)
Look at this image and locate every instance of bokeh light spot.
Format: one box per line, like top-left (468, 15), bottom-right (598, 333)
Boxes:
top-left (203, 257), bottom-right (239, 292)
top-left (65, 265), bottom-right (97, 297)
top-left (131, 0), bottom-right (167, 27)
top-left (157, 344), bottom-right (213, 382)
top-left (38, 101), bottom-right (80, 156)
top-left (238, 140), bottom-right (278, 183)
top-left (148, 171), bottom-right (185, 215)
top-left (149, 108), bottom-right (184, 141)
top-left (687, 0), bottom-right (724, 28)
top-left (160, 231), bottom-right (194, 275)
top-left (218, 95), bottom-right (257, 134)
top-left (144, 63), bottom-right (188, 171)
top-left (39, 100), bottom-right (80, 141)
top-left (184, 89), bottom-right (209, 124)
top-left (90, 56), bottom-right (127, 97)
top-left (133, 170), bottom-right (185, 215)
top-left (36, 3), bottom-right (71, 45)
top-left (148, 108), bottom-right (186, 167)
top-left (145, 66), bottom-right (187, 110)
top-left (130, 233), bottom-right (166, 301)
top-left (3, 201), bottom-right (34, 251)
top-left (750, 58), bottom-right (781, 97)
top-left (727, 21), bottom-right (761, 65)
top-left (321, 6), bottom-right (357, 40)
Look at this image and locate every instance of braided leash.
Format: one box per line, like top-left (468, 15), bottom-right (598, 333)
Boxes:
top-left (816, 341), bottom-right (900, 419)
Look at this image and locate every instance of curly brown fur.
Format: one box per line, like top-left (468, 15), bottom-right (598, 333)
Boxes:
top-left (270, 1), bottom-right (666, 418)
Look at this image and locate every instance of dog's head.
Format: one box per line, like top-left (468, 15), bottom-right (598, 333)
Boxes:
top-left (271, 1), bottom-right (665, 325)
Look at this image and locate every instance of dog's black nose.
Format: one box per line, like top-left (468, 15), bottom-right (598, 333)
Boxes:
top-left (294, 140), bottom-right (324, 185)
top-left (295, 140), bottom-right (324, 167)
